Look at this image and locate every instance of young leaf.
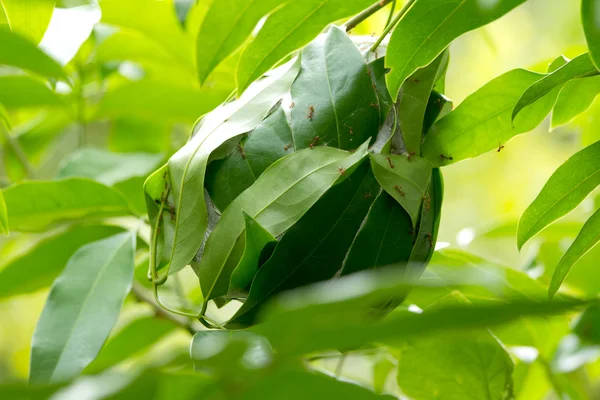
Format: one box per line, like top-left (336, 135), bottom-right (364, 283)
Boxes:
top-left (582, 0), bottom-right (600, 70)
top-left (228, 159), bottom-right (379, 327)
top-left (30, 232), bottom-right (135, 384)
top-left (512, 53), bottom-right (599, 121)
top-left (518, 141), bottom-right (600, 249)
top-left (394, 293), bottom-right (514, 400)
top-left (422, 69), bottom-right (557, 166)
top-left (197, 141), bottom-right (369, 302)
top-left (3, 178), bottom-right (132, 232)
top-left (235, 0), bottom-right (374, 92)
top-left (0, 189), bottom-right (7, 235)
top-left (0, 29), bottom-right (67, 80)
top-left (290, 26), bottom-right (379, 151)
top-left (1, 0), bottom-right (55, 44)
top-left (369, 153), bottom-right (432, 225)
top-left (228, 213), bottom-right (277, 297)
top-left (148, 59), bottom-right (300, 276)
top-left (386, 0), bottom-right (527, 99)
top-left (549, 208), bottom-right (600, 298)
top-left (0, 75), bottom-right (65, 109)
top-left (56, 149), bottom-right (163, 186)
top-left (0, 225), bottom-right (124, 300)
top-left (551, 76), bottom-right (600, 129)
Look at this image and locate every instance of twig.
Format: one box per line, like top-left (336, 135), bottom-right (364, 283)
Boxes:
top-left (370, 0), bottom-right (416, 52)
top-left (0, 124), bottom-right (36, 178)
top-left (344, 0), bottom-right (394, 32)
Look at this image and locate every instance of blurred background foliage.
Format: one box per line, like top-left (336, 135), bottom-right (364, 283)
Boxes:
top-left (1, 0), bottom-right (600, 398)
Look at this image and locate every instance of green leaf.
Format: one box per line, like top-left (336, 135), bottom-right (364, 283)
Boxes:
top-left (397, 50), bottom-right (448, 155)
top-left (385, 0), bottom-right (527, 99)
top-left (235, 0), bottom-right (374, 92)
top-left (289, 26), bottom-right (379, 151)
top-left (228, 213), bottom-right (277, 298)
top-left (57, 149), bottom-right (163, 186)
top-left (85, 316), bottom-right (178, 374)
top-left (0, 0), bottom-right (55, 44)
top-left (582, 0), bottom-right (600, 70)
top-left (198, 140), bottom-right (369, 302)
top-left (0, 224), bottom-right (123, 299)
top-left (205, 106), bottom-right (293, 211)
top-left (573, 303), bottom-right (600, 344)
top-left (147, 59), bottom-right (300, 276)
top-left (551, 75), bottom-right (600, 128)
top-left (549, 208), bottom-right (600, 298)
top-left (109, 118), bottom-right (171, 154)
top-left (0, 188), bottom-right (7, 235)
top-left (394, 293), bottom-right (514, 400)
top-left (369, 153), bottom-right (432, 225)
top-left (30, 232), bottom-right (135, 384)
top-left (195, 0), bottom-right (281, 84)
top-left (0, 74), bottom-right (64, 109)
top-left (512, 53), bottom-right (599, 121)
top-left (228, 159), bottom-right (380, 327)
top-left (422, 69), bottom-right (557, 166)
top-left (0, 29), bottom-right (66, 80)
top-left (517, 141), bottom-right (600, 249)
top-left (372, 354), bottom-right (394, 394)
top-left (3, 178), bottom-right (132, 232)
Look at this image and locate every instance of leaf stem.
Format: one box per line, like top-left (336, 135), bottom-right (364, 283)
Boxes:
top-left (384, 0), bottom-right (397, 28)
top-left (370, 0), bottom-right (416, 52)
top-left (0, 123), bottom-right (36, 179)
top-left (344, 0), bottom-right (394, 32)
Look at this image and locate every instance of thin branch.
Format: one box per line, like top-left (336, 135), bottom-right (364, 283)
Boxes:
top-left (344, 0), bottom-right (394, 32)
top-left (384, 0), bottom-right (397, 28)
top-left (0, 124), bottom-right (36, 179)
top-left (369, 0), bottom-right (416, 52)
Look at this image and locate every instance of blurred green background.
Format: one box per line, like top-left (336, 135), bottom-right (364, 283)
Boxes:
top-left (1, 0), bottom-right (598, 391)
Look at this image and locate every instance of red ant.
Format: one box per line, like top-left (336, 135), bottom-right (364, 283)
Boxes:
top-left (348, 126), bottom-right (353, 135)
top-left (309, 136), bottom-right (320, 149)
top-left (407, 151), bottom-right (415, 161)
top-left (440, 154), bottom-right (453, 161)
top-left (386, 156), bottom-right (395, 169)
top-left (338, 167), bottom-right (346, 175)
top-left (363, 192), bottom-right (373, 199)
top-left (307, 105), bottom-right (315, 120)
top-left (289, 102), bottom-right (295, 109)
top-left (422, 194), bottom-right (431, 212)
top-left (394, 185), bottom-right (405, 197)
top-left (237, 144), bottom-right (246, 159)
top-left (425, 233), bottom-right (434, 247)
top-left (497, 144), bottom-right (505, 152)
top-left (370, 102), bottom-right (379, 109)
top-left (284, 143), bottom-right (292, 151)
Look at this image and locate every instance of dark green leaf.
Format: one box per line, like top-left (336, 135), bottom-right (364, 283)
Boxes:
top-left (0, 188), bottom-right (7, 234)
top-left (1, 0), bottom-right (55, 44)
top-left (550, 208), bottom-right (600, 298)
top-left (30, 232), bottom-right (135, 384)
top-left (582, 0), bottom-right (600, 70)
top-left (0, 224), bottom-right (124, 299)
top-left (57, 149), bottom-right (163, 186)
top-left (551, 75), bottom-right (600, 128)
top-left (512, 53), bottom-right (598, 121)
top-left (573, 303), bottom-right (600, 344)
top-left (0, 29), bottom-right (67, 80)
top-left (198, 140), bottom-right (369, 301)
top-left (422, 69), bottom-right (557, 166)
top-left (228, 213), bottom-right (277, 298)
top-left (228, 160), bottom-right (379, 327)
top-left (517, 141), bottom-right (600, 249)
top-left (235, 0), bottom-right (374, 92)
top-left (369, 153), bottom-right (432, 225)
top-left (386, 0), bottom-right (527, 99)
top-left (3, 178), bottom-right (132, 232)
top-left (0, 75), bottom-right (65, 109)
top-left (290, 26), bottom-right (379, 151)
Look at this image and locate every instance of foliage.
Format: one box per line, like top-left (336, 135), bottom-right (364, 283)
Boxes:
top-left (1, 0), bottom-right (600, 399)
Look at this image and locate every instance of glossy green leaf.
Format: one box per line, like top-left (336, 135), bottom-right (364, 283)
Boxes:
top-left (0, 0), bottom-right (55, 44)
top-left (30, 232), bottom-right (135, 384)
top-left (3, 178), bottom-right (131, 232)
top-left (290, 26), bottom-right (379, 151)
top-left (397, 50), bottom-right (448, 155)
top-left (395, 293), bottom-right (514, 400)
top-left (228, 213), bottom-right (277, 298)
top-left (195, 0), bottom-right (281, 84)
top-left (369, 153), bottom-right (432, 225)
top-left (0, 29), bottom-right (66, 80)
top-left (0, 225), bottom-right (123, 299)
top-left (205, 106), bottom-right (293, 211)
top-left (512, 53), bottom-right (599, 121)
top-left (0, 189), bottom-right (7, 235)
top-left (582, 0), bottom-right (600, 70)
top-left (146, 59), bottom-right (300, 277)
top-left (85, 316), bottom-right (178, 373)
top-left (551, 75), bottom-right (600, 128)
top-left (386, 0), bottom-right (527, 99)
top-left (235, 0), bottom-right (374, 92)
top-left (0, 75), bottom-right (64, 109)
top-left (517, 141), bottom-right (600, 249)
top-left (198, 141), bottom-right (369, 302)
top-left (228, 160), bottom-right (379, 327)
top-left (422, 69), bottom-right (557, 166)
top-left (57, 149), bottom-right (163, 186)
top-left (550, 208), bottom-right (600, 298)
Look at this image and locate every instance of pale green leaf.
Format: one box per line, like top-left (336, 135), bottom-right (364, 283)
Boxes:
top-left (0, 0), bottom-right (55, 44)
top-left (582, 0), bottom-right (600, 70)
top-left (386, 0), bottom-right (527, 99)
top-left (551, 75), bottom-right (600, 128)
top-left (3, 178), bottom-right (132, 232)
top-left (0, 74), bottom-right (64, 110)
top-left (30, 232), bottom-right (135, 384)
top-left (0, 188), bottom-right (7, 235)
top-left (518, 141), bottom-right (600, 249)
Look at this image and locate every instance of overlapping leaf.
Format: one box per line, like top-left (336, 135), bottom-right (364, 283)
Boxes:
top-left (0, 75), bottom-right (64, 109)
top-left (551, 75), bottom-right (600, 128)
top-left (1, 0), bottom-right (55, 44)
top-left (582, 0), bottom-right (600, 69)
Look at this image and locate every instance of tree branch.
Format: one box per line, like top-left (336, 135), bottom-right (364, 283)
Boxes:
top-left (344, 0), bottom-right (394, 32)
